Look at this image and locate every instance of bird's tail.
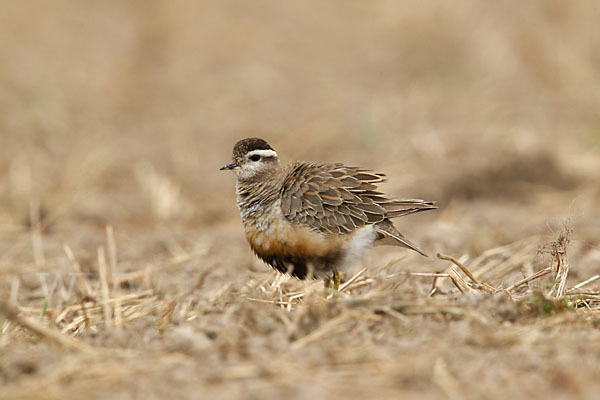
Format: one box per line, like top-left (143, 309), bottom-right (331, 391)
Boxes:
top-left (374, 219), bottom-right (429, 257)
top-left (381, 199), bottom-right (437, 218)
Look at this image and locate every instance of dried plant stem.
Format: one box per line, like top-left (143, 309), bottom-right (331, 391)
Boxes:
top-left (437, 253), bottom-right (497, 292)
top-left (547, 224), bottom-right (572, 298)
top-left (63, 244), bottom-right (92, 295)
top-left (437, 253), bottom-right (480, 284)
top-left (106, 226), bottom-right (122, 327)
top-left (0, 299), bottom-right (98, 355)
top-left (10, 277), bottom-right (20, 305)
top-left (396, 272), bottom-right (449, 278)
top-left (505, 267), bottom-right (552, 292)
top-left (106, 225), bottom-right (118, 278)
top-left (571, 275), bottom-right (600, 291)
top-left (446, 268), bottom-right (466, 294)
top-left (97, 247), bottom-right (112, 328)
top-left (29, 199), bottom-right (45, 267)
top-left (339, 268), bottom-right (366, 292)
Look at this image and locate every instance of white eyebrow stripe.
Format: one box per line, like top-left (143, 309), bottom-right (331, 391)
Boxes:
top-left (247, 149), bottom-right (278, 158)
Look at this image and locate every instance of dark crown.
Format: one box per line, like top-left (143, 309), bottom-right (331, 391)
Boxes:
top-left (232, 138), bottom-right (273, 159)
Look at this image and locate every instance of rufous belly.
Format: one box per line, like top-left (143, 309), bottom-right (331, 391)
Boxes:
top-left (244, 216), bottom-right (345, 279)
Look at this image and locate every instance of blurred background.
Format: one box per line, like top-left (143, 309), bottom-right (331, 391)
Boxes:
top-left (2, 1), bottom-right (600, 398)
top-left (1, 0), bottom-right (600, 274)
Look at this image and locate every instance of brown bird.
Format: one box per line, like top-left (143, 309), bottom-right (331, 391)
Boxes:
top-left (221, 138), bottom-right (436, 287)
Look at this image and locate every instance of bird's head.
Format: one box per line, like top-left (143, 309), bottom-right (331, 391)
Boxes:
top-left (220, 138), bottom-right (280, 181)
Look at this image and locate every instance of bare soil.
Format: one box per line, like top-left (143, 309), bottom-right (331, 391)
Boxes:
top-left (1, 1), bottom-right (600, 399)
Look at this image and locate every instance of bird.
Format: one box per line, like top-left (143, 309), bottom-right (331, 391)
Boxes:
top-left (220, 138), bottom-right (436, 288)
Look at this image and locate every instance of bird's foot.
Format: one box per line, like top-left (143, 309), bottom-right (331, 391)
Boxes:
top-left (333, 270), bottom-right (341, 291)
top-left (323, 270), bottom-right (341, 292)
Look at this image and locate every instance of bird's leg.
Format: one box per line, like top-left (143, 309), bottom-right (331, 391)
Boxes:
top-left (323, 271), bottom-right (341, 291)
top-left (332, 270), bottom-right (341, 291)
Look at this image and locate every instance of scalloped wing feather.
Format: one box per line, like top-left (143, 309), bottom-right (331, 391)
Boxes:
top-left (281, 162), bottom-right (436, 236)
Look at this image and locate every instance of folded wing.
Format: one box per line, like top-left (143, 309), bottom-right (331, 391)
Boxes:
top-left (280, 162), bottom-right (436, 236)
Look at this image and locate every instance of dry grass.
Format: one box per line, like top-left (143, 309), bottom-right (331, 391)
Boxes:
top-left (2, 1), bottom-right (600, 399)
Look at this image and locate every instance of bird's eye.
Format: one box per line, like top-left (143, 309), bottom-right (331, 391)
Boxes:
top-left (249, 154), bottom-right (261, 162)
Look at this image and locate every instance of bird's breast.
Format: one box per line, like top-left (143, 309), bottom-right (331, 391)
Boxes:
top-left (243, 202), bottom-right (343, 260)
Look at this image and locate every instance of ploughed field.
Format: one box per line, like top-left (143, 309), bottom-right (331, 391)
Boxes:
top-left (1, 1), bottom-right (600, 399)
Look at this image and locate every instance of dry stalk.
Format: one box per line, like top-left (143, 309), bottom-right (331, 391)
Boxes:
top-left (10, 277), bottom-right (20, 305)
top-left (0, 299), bottom-right (98, 354)
top-left (471, 239), bottom-right (539, 282)
top-left (437, 253), bottom-right (496, 293)
top-left (429, 275), bottom-right (444, 297)
top-left (571, 275), bottom-right (600, 291)
top-left (63, 244), bottom-right (92, 295)
top-left (106, 226), bottom-right (123, 327)
top-left (29, 199), bottom-right (45, 267)
top-left (52, 290), bottom-right (154, 322)
top-left (505, 267), bottom-right (552, 293)
top-left (106, 225), bottom-right (118, 278)
top-left (339, 268), bottom-right (367, 292)
top-left (544, 224), bottom-right (572, 298)
top-left (437, 253), bottom-right (481, 285)
top-left (97, 246), bottom-right (112, 328)
top-left (446, 267), bottom-right (467, 294)
top-left (396, 272), bottom-right (449, 278)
